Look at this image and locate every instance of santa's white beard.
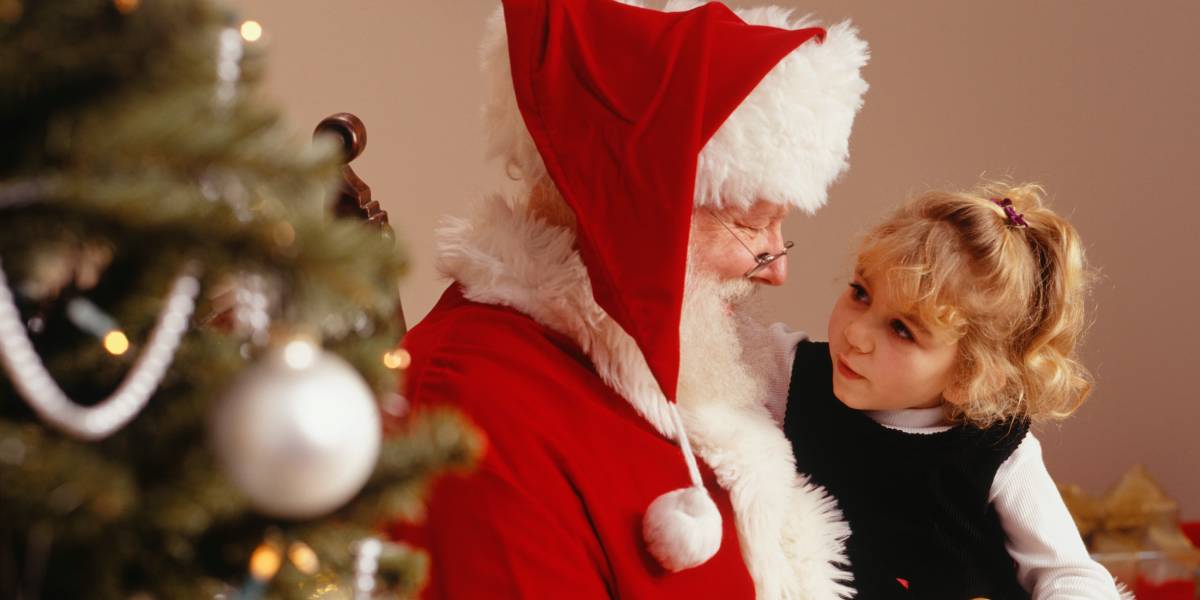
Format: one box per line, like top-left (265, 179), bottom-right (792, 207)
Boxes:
top-left (675, 266), bottom-right (773, 411)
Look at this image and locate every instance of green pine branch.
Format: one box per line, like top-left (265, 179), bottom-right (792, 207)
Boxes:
top-left (0, 0), bottom-right (482, 597)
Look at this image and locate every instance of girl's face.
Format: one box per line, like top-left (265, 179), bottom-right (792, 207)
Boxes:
top-left (827, 268), bottom-right (959, 412)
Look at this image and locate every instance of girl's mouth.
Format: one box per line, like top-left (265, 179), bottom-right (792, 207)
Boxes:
top-left (836, 356), bottom-right (864, 380)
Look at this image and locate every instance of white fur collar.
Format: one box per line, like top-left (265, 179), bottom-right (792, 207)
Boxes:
top-left (437, 196), bottom-right (853, 599)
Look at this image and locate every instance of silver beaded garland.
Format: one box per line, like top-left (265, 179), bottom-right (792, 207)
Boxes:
top-left (0, 258), bottom-right (200, 441)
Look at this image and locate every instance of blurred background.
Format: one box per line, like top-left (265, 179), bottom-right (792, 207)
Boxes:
top-left (233, 0), bottom-right (1200, 517)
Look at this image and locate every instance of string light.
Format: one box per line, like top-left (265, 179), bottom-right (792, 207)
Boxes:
top-left (249, 541), bottom-right (282, 582)
top-left (382, 348), bottom-right (410, 370)
top-left (283, 338), bottom-right (317, 370)
top-left (102, 330), bottom-right (130, 356)
top-left (287, 541), bottom-right (320, 575)
top-left (240, 20), bottom-right (263, 43)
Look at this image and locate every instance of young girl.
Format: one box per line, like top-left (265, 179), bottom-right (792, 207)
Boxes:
top-left (779, 182), bottom-right (1126, 598)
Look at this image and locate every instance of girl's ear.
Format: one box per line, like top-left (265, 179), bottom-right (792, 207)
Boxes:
top-left (943, 369), bottom-right (1006, 407)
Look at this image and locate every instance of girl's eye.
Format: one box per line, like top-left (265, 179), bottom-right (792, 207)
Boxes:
top-left (891, 319), bottom-right (914, 341)
top-left (848, 282), bottom-right (869, 303)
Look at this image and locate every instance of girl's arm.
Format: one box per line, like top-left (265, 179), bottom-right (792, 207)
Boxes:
top-left (991, 433), bottom-right (1131, 599)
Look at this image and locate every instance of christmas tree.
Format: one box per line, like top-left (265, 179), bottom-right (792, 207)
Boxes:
top-left (0, 0), bottom-right (480, 597)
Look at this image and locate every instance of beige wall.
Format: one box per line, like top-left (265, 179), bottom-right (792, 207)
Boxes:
top-left (236, 0), bottom-right (1200, 517)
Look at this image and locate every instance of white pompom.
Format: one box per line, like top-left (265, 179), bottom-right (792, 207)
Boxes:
top-left (642, 486), bottom-right (723, 572)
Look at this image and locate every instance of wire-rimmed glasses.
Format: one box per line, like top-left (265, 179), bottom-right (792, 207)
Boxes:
top-left (711, 213), bottom-right (794, 279)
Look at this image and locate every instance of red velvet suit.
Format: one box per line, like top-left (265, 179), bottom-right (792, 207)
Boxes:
top-left (390, 1), bottom-right (865, 592)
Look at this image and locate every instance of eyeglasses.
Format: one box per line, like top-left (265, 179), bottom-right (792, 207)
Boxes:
top-left (711, 213), bottom-right (794, 279)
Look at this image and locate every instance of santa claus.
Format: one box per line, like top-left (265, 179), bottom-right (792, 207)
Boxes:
top-left (396, 0), bottom-right (869, 597)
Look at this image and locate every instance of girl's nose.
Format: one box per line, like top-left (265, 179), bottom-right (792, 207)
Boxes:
top-left (844, 316), bottom-right (873, 353)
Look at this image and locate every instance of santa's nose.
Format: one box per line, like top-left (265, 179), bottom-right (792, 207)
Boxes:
top-left (751, 254), bottom-right (787, 286)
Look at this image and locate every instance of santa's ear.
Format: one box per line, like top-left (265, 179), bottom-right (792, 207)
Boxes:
top-left (526, 176), bottom-right (576, 230)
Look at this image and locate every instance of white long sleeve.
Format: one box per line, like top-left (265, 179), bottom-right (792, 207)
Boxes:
top-left (991, 434), bottom-right (1123, 599)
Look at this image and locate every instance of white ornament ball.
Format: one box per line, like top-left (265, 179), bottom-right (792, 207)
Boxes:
top-left (210, 339), bottom-right (381, 519)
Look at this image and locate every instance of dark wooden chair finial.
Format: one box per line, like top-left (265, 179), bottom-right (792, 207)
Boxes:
top-left (315, 112), bottom-right (391, 231)
top-left (315, 112), bottom-right (407, 335)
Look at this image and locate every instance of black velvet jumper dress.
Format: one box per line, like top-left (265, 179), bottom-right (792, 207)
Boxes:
top-left (784, 340), bottom-right (1031, 599)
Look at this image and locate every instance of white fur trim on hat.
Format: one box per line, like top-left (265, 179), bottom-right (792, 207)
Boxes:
top-left (479, 1), bottom-right (870, 214)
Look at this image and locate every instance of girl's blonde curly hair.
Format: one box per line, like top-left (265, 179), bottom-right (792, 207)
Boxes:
top-left (855, 181), bottom-right (1093, 427)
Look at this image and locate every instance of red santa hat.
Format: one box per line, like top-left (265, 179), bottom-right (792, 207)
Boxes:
top-left (485, 0), bottom-right (868, 571)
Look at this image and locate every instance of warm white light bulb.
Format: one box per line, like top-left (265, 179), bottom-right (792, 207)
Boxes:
top-left (103, 330), bottom-right (130, 356)
top-left (249, 542), bottom-right (282, 581)
top-left (288, 542), bottom-right (320, 575)
top-left (382, 348), bottom-right (411, 370)
top-left (283, 339), bottom-right (317, 370)
top-left (240, 20), bottom-right (263, 43)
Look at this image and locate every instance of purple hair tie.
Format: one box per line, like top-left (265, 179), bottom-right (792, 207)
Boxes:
top-left (991, 198), bottom-right (1028, 228)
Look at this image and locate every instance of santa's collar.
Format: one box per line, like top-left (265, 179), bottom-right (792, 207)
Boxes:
top-left (437, 196), bottom-right (677, 435)
top-left (435, 196), bottom-right (854, 599)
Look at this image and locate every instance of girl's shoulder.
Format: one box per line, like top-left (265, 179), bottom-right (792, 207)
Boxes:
top-left (762, 323), bottom-right (814, 423)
